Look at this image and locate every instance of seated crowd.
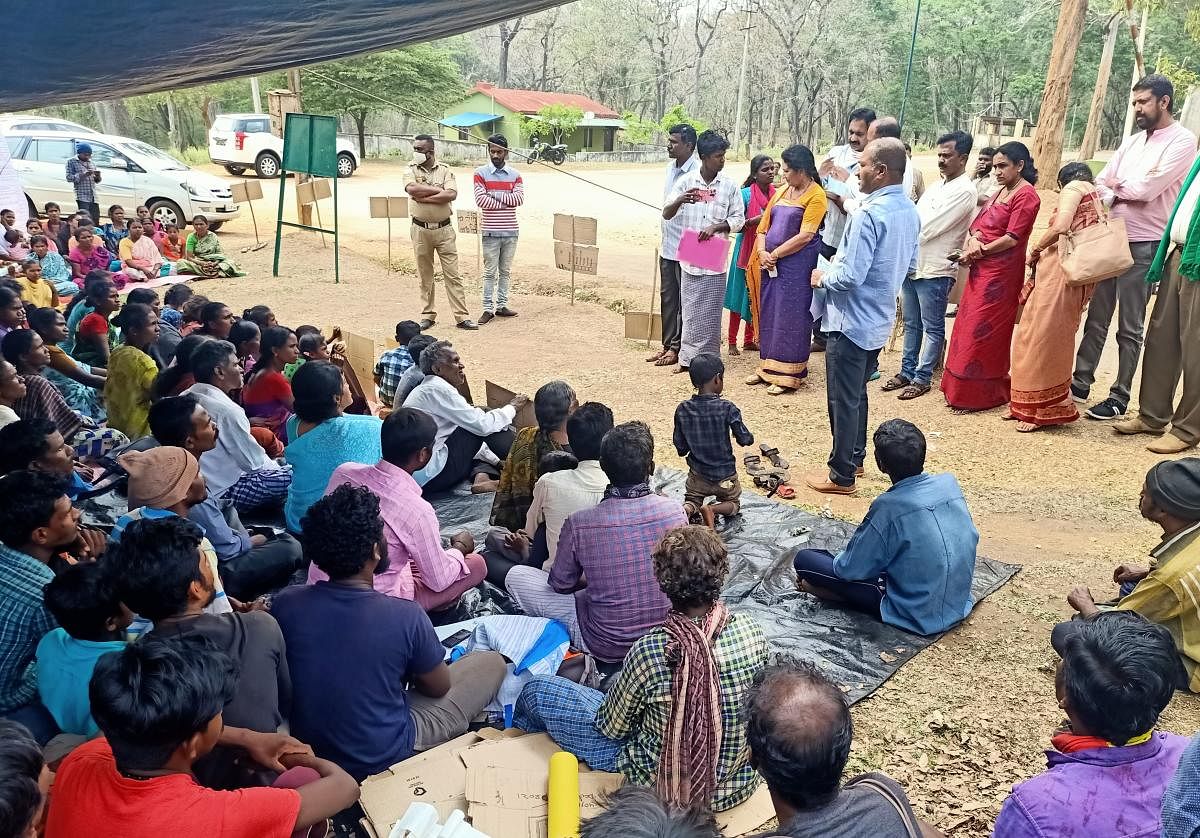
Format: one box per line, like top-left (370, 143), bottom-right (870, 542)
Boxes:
top-left (1, 262), bottom-right (1200, 837)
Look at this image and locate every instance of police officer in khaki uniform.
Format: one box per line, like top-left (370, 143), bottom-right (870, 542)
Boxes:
top-left (404, 135), bottom-right (477, 330)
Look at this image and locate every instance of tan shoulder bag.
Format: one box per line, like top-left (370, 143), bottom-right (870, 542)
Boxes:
top-left (1060, 188), bottom-right (1134, 287)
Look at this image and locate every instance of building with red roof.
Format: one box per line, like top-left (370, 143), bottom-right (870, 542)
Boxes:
top-left (441, 82), bottom-right (625, 153)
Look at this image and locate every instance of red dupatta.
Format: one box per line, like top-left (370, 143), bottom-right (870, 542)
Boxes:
top-left (736, 182), bottom-right (776, 268)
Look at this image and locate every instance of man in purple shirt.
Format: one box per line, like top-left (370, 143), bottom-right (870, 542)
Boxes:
top-left (993, 611), bottom-right (1187, 838)
top-left (1072, 74), bottom-right (1198, 422)
top-left (505, 421), bottom-right (687, 663)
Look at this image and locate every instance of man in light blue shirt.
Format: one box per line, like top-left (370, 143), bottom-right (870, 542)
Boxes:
top-left (793, 419), bottom-right (978, 635)
top-left (809, 138), bottom-right (919, 492)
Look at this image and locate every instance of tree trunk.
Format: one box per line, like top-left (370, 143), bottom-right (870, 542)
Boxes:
top-left (91, 99), bottom-right (136, 137)
top-left (1080, 13), bottom-right (1121, 160)
top-left (498, 18), bottom-right (524, 87)
top-left (353, 110), bottom-right (368, 159)
top-left (166, 95), bottom-right (181, 150)
top-left (1031, 0), bottom-right (1088, 176)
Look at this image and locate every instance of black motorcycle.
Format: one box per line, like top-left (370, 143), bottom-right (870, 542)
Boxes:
top-left (528, 135), bottom-right (567, 165)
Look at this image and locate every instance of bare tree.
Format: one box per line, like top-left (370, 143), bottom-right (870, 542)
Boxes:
top-left (623, 0), bottom-right (680, 119)
top-left (498, 17), bottom-right (525, 86)
top-left (535, 10), bottom-right (561, 90)
top-left (691, 0), bottom-right (730, 113)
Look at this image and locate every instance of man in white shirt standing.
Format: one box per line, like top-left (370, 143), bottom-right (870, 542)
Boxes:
top-left (1072, 74), bottom-right (1198, 421)
top-left (182, 340), bottom-right (293, 514)
top-left (647, 125), bottom-right (699, 370)
top-left (1115, 154), bottom-right (1200, 453)
top-left (815, 107), bottom-right (876, 352)
top-left (662, 130), bottom-right (746, 374)
top-left (883, 131), bottom-right (978, 400)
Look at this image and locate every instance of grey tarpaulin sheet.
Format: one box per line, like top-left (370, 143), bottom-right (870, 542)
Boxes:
top-left (0, 0), bottom-right (570, 111)
top-left (430, 466), bottom-right (1019, 705)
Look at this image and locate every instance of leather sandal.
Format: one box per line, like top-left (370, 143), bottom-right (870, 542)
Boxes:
top-left (760, 443), bottom-right (789, 470)
top-left (897, 383), bottom-right (931, 400)
top-left (881, 374), bottom-right (911, 392)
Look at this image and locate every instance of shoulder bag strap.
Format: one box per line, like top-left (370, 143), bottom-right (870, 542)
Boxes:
top-left (849, 775), bottom-right (923, 838)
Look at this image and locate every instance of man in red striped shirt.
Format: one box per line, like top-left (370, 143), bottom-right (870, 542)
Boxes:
top-left (473, 134), bottom-right (524, 324)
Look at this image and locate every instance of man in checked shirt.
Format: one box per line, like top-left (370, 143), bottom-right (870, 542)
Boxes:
top-left (673, 353), bottom-right (754, 529)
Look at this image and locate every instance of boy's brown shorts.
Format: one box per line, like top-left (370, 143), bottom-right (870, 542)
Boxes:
top-left (685, 470), bottom-right (742, 514)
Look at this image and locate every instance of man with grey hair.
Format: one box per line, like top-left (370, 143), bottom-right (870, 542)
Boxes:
top-left (808, 138), bottom-right (920, 495)
top-left (581, 786), bottom-right (721, 838)
top-left (746, 658), bottom-right (932, 837)
top-left (402, 340), bottom-right (526, 494)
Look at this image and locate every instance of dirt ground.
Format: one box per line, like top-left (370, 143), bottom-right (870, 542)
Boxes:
top-left (192, 156), bottom-right (1200, 836)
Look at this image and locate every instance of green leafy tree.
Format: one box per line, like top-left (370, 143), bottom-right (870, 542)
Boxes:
top-left (523, 104), bottom-right (585, 144)
top-left (618, 110), bottom-right (658, 145)
top-left (302, 45), bottom-right (464, 157)
top-left (658, 105), bottom-right (707, 135)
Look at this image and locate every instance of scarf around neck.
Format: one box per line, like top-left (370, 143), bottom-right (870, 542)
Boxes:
top-left (1147, 154), bottom-right (1200, 284)
top-left (604, 482), bottom-right (652, 500)
top-left (1051, 729), bottom-right (1153, 754)
top-left (657, 602), bottom-right (731, 809)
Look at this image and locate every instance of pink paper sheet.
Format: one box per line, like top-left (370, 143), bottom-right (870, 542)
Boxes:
top-left (678, 228), bottom-right (731, 273)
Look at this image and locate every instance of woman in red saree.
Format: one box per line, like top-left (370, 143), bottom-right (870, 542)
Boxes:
top-left (941, 142), bottom-right (1041, 412)
top-left (723, 155), bottom-right (776, 353)
top-left (1006, 163), bottom-right (1100, 431)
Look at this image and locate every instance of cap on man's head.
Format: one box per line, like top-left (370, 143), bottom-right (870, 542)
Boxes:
top-left (76, 143), bottom-right (92, 155)
top-left (118, 447), bottom-right (199, 510)
top-left (1145, 458), bottom-right (1200, 520)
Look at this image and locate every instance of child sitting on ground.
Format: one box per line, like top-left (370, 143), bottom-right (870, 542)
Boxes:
top-left (44, 638), bottom-right (360, 838)
top-left (673, 352), bottom-right (754, 528)
top-left (285, 330), bottom-right (330, 381)
top-left (159, 222), bottom-right (184, 262)
top-left (178, 294), bottom-right (209, 336)
top-left (161, 283), bottom-right (192, 329)
top-left (35, 562), bottom-right (130, 737)
top-left (373, 320), bottom-right (423, 408)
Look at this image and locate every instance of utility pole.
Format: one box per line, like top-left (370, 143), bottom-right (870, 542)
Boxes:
top-left (1121, 5), bottom-right (1148, 138)
top-left (1080, 12), bottom-right (1120, 160)
top-left (732, 8), bottom-right (752, 157)
top-left (250, 77), bottom-right (263, 114)
top-left (1031, 0), bottom-right (1088, 175)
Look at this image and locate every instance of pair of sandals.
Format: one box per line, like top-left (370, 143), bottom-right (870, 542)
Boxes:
top-left (744, 373), bottom-right (794, 397)
top-left (744, 443), bottom-right (795, 499)
top-left (881, 375), bottom-right (931, 400)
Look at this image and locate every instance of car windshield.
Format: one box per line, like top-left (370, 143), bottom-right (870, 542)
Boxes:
top-left (119, 140), bottom-right (189, 171)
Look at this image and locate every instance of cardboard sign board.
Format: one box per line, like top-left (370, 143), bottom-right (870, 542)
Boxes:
top-left (624, 310), bottom-right (663, 342)
top-left (297, 177), bottom-right (333, 206)
top-left (458, 210), bottom-right (481, 234)
top-left (370, 196), bottom-right (409, 218)
top-left (358, 732), bottom-right (484, 828)
top-left (552, 213), bottom-right (598, 246)
top-left (485, 381), bottom-right (536, 429)
top-left (553, 241), bottom-right (599, 275)
top-left (339, 330), bottom-right (377, 402)
top-left (229, 180), bottom-right (264, 203)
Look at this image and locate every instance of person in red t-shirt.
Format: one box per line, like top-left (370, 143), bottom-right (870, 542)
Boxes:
top-left (44, 638), bottom-right (359, 838)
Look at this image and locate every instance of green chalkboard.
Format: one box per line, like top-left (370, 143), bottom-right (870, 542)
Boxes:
top-left (282, 113), bottom-right (338, 178)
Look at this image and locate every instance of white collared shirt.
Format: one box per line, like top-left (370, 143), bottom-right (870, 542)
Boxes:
top-left (182, 382), bottom-right (283, 495)
top-left (660, 153), bottom-right (700, 260)
top-left (665, 168), bottom-right (746, 275)
top-left (1172, 174), bottom-right (1200, 247)
top-left (525, 459), bottom-right (610, 568)
top-left (916, 172), bottom-right (977, 278)
top-left (402, 375), bottom-right (515, 480)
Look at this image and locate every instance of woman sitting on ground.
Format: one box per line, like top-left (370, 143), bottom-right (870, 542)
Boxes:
top-left (98, 204), bottom-right (129, 253)
top-left (61, 270), bottom-right (108, 354)
top-left (515, 525), bottom-right (769, 812)
top-left (152, 334), bottom-right (212, 401)
top-left (104, 303), bottom-right (161, 439)
top-left (0, 283), bottom-right (28, 341)
top-left (241, 326), bottom-right (298, 443)
top-left (71, 276), bottom-right (121, 369)
top-left (242, 304), bottom-right (277, 332)
top-left (194, 300), bottom-right (235, 341)
top-left (228, 319), bottom-right (261, 376)
top-left (30, 235), bottom-right (77, 297)
top-left (0, 358), bottom-right (27, 429)
top-left (175, 216), bottom-right (245, 278)
top-left (490, 380), bottom-right (576, 530)
top-left (403, 340), bottom-right (524, 496)
top-left (117, 219), bottom-right (164, 283)
top-left (67, 227), bottom-right (122, 287)
top-left (1, 328), bottom-right (128, 458)
top-left (283, 360), bottom-right (382, 533)
top-left (27, 306), bottom-right (107, 422)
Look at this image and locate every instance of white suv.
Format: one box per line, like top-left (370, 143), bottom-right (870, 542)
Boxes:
top-left (5, 131), bottom-right (240, 230)
top-left (208, 113), bottom-right (359, 179)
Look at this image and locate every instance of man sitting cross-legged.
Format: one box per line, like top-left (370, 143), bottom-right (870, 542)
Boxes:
top-left (505, 421), bottom-right (687, 663)
top-left (995, 611), bottom-right (1188, 838)
top-left (149, 395), bottom-right (303, 601)
top-left (1058, 457), bottom-right (1200, 691)
top-left (183, 339), bottom-right (293, 513)
top-left (793, 419), bottom-right (978, 635)
top-left (271, 484), bottom-right (505, 781)
top-left (515, 525), bottom-right (767, 811)
top-left (307, 407), bottom-right (486, 614)
top-left (44, 638), bottom-right (359, 838)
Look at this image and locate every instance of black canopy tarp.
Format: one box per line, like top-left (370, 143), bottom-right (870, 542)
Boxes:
top-left (0, 0), bottom-right (568, 111)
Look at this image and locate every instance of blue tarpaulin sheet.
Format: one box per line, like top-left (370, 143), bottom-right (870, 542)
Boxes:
top-left (0, 0), bottom-right (568, 111)
top-left (441, 112), bottom-right (502, 127)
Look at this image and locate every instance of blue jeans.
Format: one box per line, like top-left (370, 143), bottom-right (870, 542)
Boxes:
top-left (793, 548), bottom-right (884, 617)
top-left (900, 276), bottom-right (952, 386)
top-left (513, 675), bottom-right (622, 771)
top-left (2, 700), bottom-right (59, 745)
top-left (482, 235), bottom-right (518, 311)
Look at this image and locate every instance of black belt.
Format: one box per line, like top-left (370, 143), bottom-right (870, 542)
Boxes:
top-left (413, 218), bottom-right (452, 230)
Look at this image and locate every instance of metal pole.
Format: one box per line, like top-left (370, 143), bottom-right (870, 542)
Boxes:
top-left (732, 8), bottom-right (752, 156)
top-left (646, 247), bottom-right (659, 348)
top-left (250, 77), bottom-right (263, 113)
top-left (898, 0), bottom-right (922, 130)
top-left (333, 174), bottom-right (340, 284)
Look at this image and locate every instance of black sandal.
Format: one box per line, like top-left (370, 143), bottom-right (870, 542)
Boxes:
top-left (897, 383), bottom-right (931, 400)
top-left (881, 375), bottom-right (911, 392)
top-left (760, 443), bottom-right (789, 471)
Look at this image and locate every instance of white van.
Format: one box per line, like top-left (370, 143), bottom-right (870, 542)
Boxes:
top-left (3, 130), bottom-right (240, 230)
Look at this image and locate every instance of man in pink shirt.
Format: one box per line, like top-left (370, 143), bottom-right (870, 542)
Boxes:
top-left (308, 407), bottom-right (485, 613)
top-left (1072, 74), bottom-right (1198, 421)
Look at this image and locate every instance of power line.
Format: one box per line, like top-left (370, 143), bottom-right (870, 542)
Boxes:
top-left (304, 69), bottom-right (664, 212)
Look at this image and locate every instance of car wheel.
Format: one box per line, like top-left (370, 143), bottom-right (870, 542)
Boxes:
top-left (255, 152), bottom-right (281, 179)
top-left (224, 165), bottom-right (247, 176)
top-left (337, 152), bottom-right (356, 178)
top-left (207, 222), bottom-right (223, 232)
top-left (148, 199), bottom-right (183, 230)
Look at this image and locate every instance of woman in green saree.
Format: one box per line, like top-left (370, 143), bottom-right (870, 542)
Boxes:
top-left (175, 216), bottom-right (245, 278)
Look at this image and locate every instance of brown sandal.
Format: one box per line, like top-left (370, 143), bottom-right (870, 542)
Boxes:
top-left (881, 375), bottom-right (911, 392)
top-left (760, 443), bottom-right (789, 470)
top-left (897, 383), bottom-right (931, 400)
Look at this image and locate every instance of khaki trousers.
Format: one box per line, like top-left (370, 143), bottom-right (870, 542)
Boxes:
top-left (411, 223), bottom-right (469, 323)
top-left (1138, 251), bottom-right (1200, 444)
top-left (409, 651), bottom-right (507, 751)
